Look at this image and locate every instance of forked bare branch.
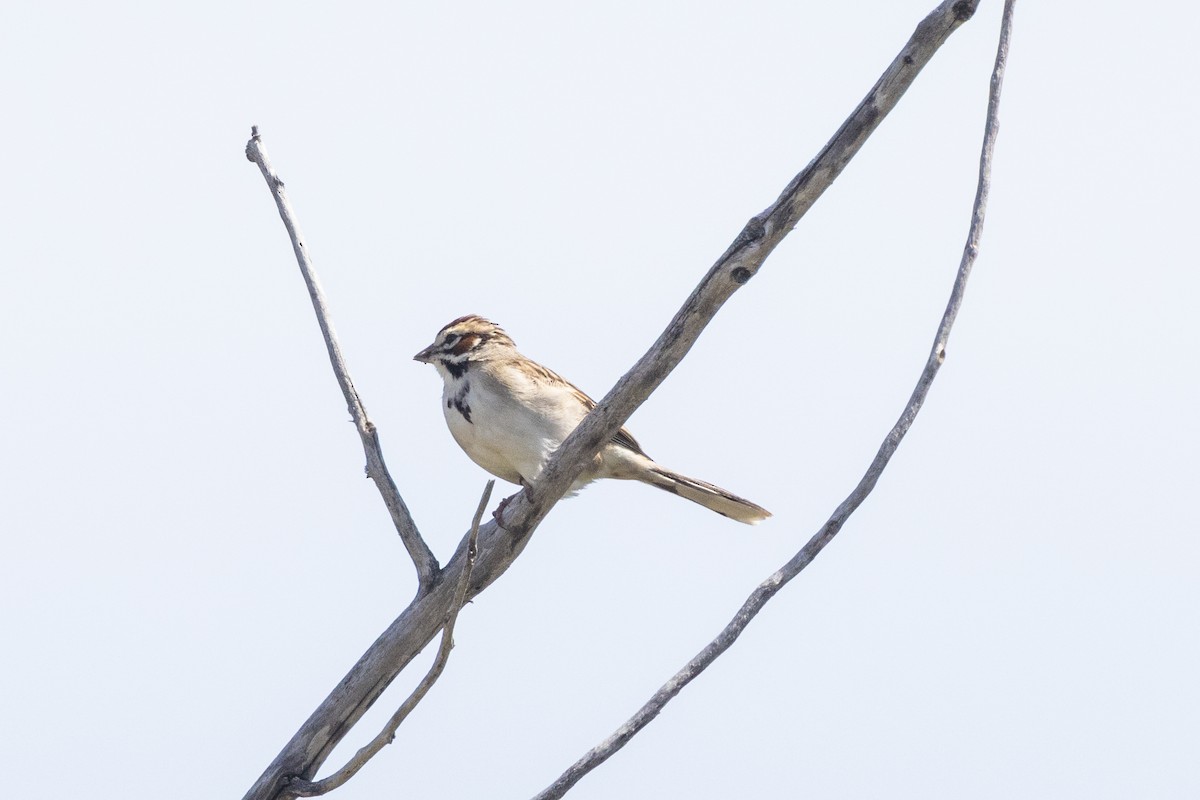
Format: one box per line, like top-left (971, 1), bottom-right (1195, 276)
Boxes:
top-left (241, 2), bottom-right (982, 798)
top-left (286, 481), bottom-right (494, 797)
top-left (244, 130), bottom-right (439, 591)
top-left (532, 2), bottom-right (1016, 797)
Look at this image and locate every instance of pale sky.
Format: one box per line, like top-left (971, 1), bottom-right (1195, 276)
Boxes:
top-left (3, 2), bottom-right (1198, 798)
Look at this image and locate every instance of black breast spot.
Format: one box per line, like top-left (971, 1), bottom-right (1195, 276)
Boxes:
top-left (450, 383), bottom-right (473, 424)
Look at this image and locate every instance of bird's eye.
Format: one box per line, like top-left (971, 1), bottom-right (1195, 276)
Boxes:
top-left (443, 333), bottom-right (460, 348)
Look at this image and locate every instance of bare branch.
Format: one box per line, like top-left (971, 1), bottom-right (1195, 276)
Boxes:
top-left (286, 481), bottom-right (494, 798)
top-left (241, 505), bottom-right (535, 800)
top-left (532, 3), bottom-right (1015, 797)
top-left (241, 3), bottom-right (980, 798)
top-left (497, 0), bottom-right (982, 538)
top-left (244, 128), bottom-right (439, 591)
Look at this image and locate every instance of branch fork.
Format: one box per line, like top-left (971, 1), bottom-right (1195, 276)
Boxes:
top-left (241, 1), bottom-right (1011, 796)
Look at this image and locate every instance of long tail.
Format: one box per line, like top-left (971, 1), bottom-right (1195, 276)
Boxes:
top-left (643, 466), bottom-right (771, 525)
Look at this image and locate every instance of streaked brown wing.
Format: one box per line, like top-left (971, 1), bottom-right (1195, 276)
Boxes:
top-left (531, 361), bottom-right (649, 457)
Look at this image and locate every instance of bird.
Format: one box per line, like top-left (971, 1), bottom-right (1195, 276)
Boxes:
top-left (413, 315), bottom-right (770, 524)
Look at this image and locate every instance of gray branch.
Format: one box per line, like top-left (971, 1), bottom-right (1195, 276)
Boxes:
top-left (532, 2), bottom-right (1014, 797)
top-left (241, 2), bottom-right (981, 798)
top-left (286, 481), bottom-right (494, 797)
top-left (500, 0), bottom-right (982, 534)
top-left (244, 130), bottom-right (439, 591)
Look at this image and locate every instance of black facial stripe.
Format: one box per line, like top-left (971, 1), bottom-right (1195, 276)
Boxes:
top-left (440, 358), bottom-right (468, 379)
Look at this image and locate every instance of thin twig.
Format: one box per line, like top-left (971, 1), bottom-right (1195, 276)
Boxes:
top-left (244, 129), bottom-right (439, 591)
top-left (241, 4), bottom-right (980, 798)
top-left (531, 3), bottom-right (1015, 797)
top-left (287, 480), bottom-right (494, 798)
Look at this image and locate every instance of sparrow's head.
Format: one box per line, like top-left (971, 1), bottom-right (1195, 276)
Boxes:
top-left (414, 315), bottom-right (516, 377)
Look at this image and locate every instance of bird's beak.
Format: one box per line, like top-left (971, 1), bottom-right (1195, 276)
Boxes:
top-left (413, 344), bottom-right (436, 363)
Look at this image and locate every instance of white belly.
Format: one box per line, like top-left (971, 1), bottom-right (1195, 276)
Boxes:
top-left (442, 371), bottom-right (566, 486)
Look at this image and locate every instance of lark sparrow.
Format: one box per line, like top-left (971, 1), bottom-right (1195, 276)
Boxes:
top-left (414, 315), bottom-right (770, 524)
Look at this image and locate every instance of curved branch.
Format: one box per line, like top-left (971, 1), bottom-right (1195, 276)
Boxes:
top-left (244, 129), bottom-right (439, 590)
top-left (532, 2), bottom-right (1015, 797)
top-left (241, 2), bottom-right (980, 798)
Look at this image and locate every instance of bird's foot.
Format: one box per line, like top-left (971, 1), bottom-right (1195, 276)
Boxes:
top-left (492, 494), bottom-right (514, 528)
